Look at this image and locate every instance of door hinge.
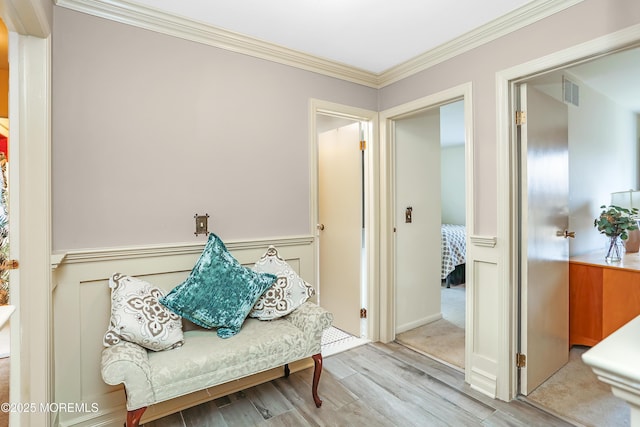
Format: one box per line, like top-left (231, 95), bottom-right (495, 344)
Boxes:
top-left (360, 308), bottom-right (367, 319)
top-left (516, 353), bottom-right (526, 368)
top-left (515, 111), bottom-right (527, 125)
top-left (359, 140), bottom-right (367, 151)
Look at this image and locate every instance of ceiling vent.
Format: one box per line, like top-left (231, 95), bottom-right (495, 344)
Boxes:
top-left (563, 76), bottom-right (579, 107)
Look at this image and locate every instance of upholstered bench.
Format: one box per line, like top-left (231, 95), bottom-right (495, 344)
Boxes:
top-left (101, 301), bottom-right (332, 427)
top-left (100, 234), bottom-right (332, 426)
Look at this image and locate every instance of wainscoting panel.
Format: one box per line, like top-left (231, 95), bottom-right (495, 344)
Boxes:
top-left (466, 240), bottom-right (500, 398)
top-left (52, 235), bottom-right (315, 427)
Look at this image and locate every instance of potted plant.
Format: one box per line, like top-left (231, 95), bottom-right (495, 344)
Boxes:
top-left (594, 204), bottom-right (639, 262)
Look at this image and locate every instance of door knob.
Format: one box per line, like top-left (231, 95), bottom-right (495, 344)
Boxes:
top-left (317, 224), bottom-right (325, 231)
top-left (563, 230), bottom-right (575, 238)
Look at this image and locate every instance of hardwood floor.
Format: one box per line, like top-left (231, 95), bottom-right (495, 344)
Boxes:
top-left (144, 342), bottom-right (574, 427)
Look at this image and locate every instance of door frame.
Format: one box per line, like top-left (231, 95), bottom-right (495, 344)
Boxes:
top-left (309, 99), bottom-right (379, 340)
top-left (496, 23), bottom-right (640, 401)
top-left (379, 82), bottom-right (474, 378)
top-left (7, 32), bottom-right (52, 427)
top-left (1, 1), bottom-right (52, 425)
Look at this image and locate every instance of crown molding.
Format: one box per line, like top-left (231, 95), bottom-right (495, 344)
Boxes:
top-left (55, 0), bottom-right (582, 89)
top-left (54, 0), bottom-right (380, 87)
top-left (378, 0), bottom-right (584, 87)
top-left (2, 0), bottom-right (52, 37)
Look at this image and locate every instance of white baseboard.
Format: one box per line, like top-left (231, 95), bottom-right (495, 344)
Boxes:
top-left (395, 312), bottom-right (442, 334)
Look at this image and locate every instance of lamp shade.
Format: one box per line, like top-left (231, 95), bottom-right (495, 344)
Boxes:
top-left (612, 190), bottom-right (640, 253)
top-left (611, 190), bottom-right (640, 211)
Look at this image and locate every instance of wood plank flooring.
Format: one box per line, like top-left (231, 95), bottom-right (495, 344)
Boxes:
top-left (144, 342), bottom-right (575, 427)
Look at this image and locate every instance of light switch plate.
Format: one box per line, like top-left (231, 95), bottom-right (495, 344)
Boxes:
top-left (194, 213), bottom-right (209, 236)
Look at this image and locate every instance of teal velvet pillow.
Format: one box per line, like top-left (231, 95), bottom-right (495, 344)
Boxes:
top-left (159, 233), bottom-right (276, 338)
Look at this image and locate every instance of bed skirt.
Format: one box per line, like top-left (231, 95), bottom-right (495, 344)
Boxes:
top-left (444, 263), bottom-right (465, 288)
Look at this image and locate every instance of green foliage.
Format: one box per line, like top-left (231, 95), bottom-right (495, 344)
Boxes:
top-left (594, 204), bottom-right (639, 240)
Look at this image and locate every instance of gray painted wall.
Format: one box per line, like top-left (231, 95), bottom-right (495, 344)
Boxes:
top-left (52, 7), bottom-right (377, 251)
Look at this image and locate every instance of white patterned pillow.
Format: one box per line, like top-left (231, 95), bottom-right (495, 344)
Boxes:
top-left (103, 273), bottom-right (184, 351)
top-left (249, 246), bottom-right (315, 320)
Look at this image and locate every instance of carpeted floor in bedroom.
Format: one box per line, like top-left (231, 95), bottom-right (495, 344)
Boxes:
top-left (395, 283), bottom-right (630, 427)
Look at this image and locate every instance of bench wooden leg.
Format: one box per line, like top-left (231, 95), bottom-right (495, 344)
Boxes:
top-left (125, 407), bottom-right (147, 427)
top-left (311, 353), bottom-right (323, 408)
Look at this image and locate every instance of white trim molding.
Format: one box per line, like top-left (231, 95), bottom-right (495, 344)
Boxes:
top-left (52, 235), bottom-right (314, 266)
top-left (9, 32), bottom-right (53, 427)
top-left (54, 0), bottom-right (379, 87)
top-left (470, 235), bottom-right (497, 248)
top-left (378, 0), bottom-right (583, 86)
top-left (2, 0), bottom-right (52, 36)
top-left (54, 0), bottom-right (582, 89)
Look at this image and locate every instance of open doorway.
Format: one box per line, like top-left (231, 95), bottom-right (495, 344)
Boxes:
top-left (393, 100), bottom-right (467, 371)
top-left (317, 116), bottom-right (365, 337)
top-left (507, 45), bottom-right (640, 426)
top-left (378, 82), bottom-right (473, 375)
top-left (311, 100), bottom-right (377, 355)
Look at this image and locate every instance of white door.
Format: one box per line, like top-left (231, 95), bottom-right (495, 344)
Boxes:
top-left (318, 122), bottom-right (362, 336)
top-left (395, 109), bottom-right (442, 332)
top-left (519, 83), bottom-right (569, 394)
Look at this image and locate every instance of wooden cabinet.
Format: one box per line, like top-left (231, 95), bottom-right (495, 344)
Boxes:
top-left (570, 253), bottom-right (640, 347)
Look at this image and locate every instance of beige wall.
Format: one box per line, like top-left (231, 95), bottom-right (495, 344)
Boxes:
top-left (52, 7), bottom-right (378, 251)
top-left (378, 0), bottom-right (640, 236)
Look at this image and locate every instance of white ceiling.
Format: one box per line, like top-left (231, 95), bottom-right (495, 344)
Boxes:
top-left (129, 0), bottom-right (534, 74)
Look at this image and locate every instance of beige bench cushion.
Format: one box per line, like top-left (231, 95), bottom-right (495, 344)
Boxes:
top-left (148, 317), bottom-right (307, 403)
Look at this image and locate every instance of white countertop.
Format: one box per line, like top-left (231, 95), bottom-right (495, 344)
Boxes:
top-left (0, 304), bottom-right (14, 329)
top-left (582, 314), bottom-right (640, 426)
top-left (583, 314), bottom-right (640, 384)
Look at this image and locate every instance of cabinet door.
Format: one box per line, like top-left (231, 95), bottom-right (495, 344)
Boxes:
top-left (569, 263), bottom-right (603, 346)
top-left (602, 269), bottom-right (640, 336)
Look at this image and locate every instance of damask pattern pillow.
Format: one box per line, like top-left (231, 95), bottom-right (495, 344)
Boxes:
top-left (249, 245), bottom-right (315, 320)
top-left (159, 233), bottom-right (277, 338)
top-left (103, 273), bottom-right (184, 351)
